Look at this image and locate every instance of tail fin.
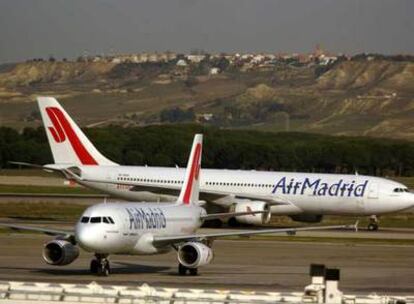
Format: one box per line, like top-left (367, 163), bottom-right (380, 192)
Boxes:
top-left (37, 97), bottom-right (118, 166)
top-left (177, 134), bottom-right (203, 205)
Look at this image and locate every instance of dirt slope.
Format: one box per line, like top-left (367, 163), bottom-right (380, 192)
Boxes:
top-left (0, 59), bottom-right (413, 140)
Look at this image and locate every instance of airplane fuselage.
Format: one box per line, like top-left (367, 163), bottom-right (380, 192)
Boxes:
top-left (76, 202), bottom-right (205, 255)
top-left (78, 166), bottom-right (413, 216)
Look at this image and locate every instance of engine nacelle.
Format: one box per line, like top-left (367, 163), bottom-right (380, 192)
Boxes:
top-left (290, 214), bottom-right (323, 223)
top-left (178, 242), bottom-right (214, 268)
top-left (42, 240), bottom-right (79, 266)
top-left (234, 201), bottom-right (271, 225)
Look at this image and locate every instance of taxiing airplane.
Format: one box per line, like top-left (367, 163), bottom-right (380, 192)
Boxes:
top-left (13, 97), bottom-right (414, 231)
top-left (1, 135), bottom-right (353, 276)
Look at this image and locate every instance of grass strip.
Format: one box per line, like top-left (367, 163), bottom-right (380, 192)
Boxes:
top-left (0, 184), bottom-right (99, 195)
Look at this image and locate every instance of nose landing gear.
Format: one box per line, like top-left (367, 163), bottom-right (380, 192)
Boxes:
top-left (90, 254), bottom-right (110, 276)
top-left (367, 215), bottom-right (379, 231)
top-left (178, 263), bottom-right (198, 276)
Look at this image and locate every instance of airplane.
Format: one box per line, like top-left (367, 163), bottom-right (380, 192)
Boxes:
top-left (13, 97), bottom-right (414, 231)
top-left (0, 134), bottom-right (354, 276)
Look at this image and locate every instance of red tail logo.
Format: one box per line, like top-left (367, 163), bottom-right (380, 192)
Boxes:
top-left (45, 107), bottom-right (98, 165)
top-left (182, 143), bottom-right (201, 205)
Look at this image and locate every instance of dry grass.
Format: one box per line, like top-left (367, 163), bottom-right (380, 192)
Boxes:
top-left (0, 184), bottom-right (98, 195)
top-left (0, 201), bottom-right (85, 221)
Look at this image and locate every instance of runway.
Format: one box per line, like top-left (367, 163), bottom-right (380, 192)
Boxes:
top-left (0, 233), bottom-right (413, 294)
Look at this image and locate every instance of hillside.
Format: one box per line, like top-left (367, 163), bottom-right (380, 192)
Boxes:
top-left (0, 58), bottom-right (413, 140)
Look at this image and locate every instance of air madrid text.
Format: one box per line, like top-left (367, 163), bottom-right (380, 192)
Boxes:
top-left (272, 177), bottom-right (368, 197)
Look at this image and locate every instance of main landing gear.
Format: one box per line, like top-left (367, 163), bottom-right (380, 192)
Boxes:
top-left (367, 215), bottom-right (379, 231)
top-left (178, 263), bottom-right (198, 276)
top-left (90, 254), bottom-right (110, 276)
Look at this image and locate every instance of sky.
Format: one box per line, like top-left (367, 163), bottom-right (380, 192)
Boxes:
top-left (0, 0), bottom-right (413, 63)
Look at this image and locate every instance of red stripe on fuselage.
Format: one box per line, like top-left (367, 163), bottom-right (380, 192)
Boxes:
top-left (182, 143), bottom-right (201, 205)
top-left (46, 107), bottom-right (98, 165)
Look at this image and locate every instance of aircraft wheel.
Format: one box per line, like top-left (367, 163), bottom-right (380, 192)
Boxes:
top-left (92, 254), bottom-right (110, 276)
top-left (368, 215), bottom-right (379, 231)
top-left (102, 263), bottom-right (110, 276)
top-left (367, 223), bottom-right (379, 231)
top-left (90, 259), bottom-right (99, 274)
top-left (178, 263), bottom-right (188, 276)
top-left (99, 260), bottom-right (110, 276)
top-left (189, 268), bottom-right (198, 276)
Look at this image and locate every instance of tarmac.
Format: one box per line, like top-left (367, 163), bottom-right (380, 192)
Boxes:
top-left (0, 174), bottom-right (413, 293)
top-left (0, 230), bottom-right (413, 294)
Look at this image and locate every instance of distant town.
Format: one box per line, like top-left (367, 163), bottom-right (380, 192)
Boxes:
top-left (26, 46), bottom-right (414, 77)
top-left (1, 46), bottom-right (412, 140)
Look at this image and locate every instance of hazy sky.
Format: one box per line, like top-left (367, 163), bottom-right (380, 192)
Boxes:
top-left (0, 0), bottom-right (413, 63)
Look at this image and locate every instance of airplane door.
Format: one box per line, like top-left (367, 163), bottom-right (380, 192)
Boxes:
top-left (368, 182), bottom-right (379, 199)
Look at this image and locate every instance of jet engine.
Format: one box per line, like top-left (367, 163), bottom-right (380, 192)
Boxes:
top-left (178, 242), bottom-right (214, 268)
top-left (290, 214), bottom-right (323, 223)
top-left (42, 240), bottom-right (79, 266)
top-left (234, 201), bottom-right (271, 225)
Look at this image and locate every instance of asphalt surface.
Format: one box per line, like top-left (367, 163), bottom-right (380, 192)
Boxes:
top-left (0, 231), bottom-right (413, 294)
top-left (0, 173), bottom-right (413, 293)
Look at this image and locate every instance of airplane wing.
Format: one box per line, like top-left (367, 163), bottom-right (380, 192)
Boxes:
top-left (0, 223), bottom-right (74, 238)
top-left (200, 210), bottom-right (268, 221)
top-left (152, 222), bottom-right (358, 247)
top-left (61, 171), bottom-right (291, 206)
top-left (9, 161), bottom-right (47, 170)
top-left (8, 162), bottom-right (80, 179)
top-left (125, 184), bottom-right (290, 206)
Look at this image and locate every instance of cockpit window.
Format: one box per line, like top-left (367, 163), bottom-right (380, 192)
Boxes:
top-left (393, 188), bottom-right (409, 193)
top-left (80, 217), bottom-right (89, 223)
top-left (84, 216), bottom-right (114, 224)
top-left (90, 217), bottom-right (102, 223)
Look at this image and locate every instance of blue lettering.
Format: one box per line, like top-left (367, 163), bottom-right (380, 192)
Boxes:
top-left (126, 208), bottom-right (135, 230)
top-left (301, 178), bottom-right (320, 195)
top-left (317, 183), bottom-right (328, 196)
top-left (354, 180), bottom-right (368, 197)
top-left (347, 181), bottom-right (355, 197)
top-left (293, 181), bottom-right (302, 194)
top-left (272, 176), bottom-right (369, 198)
top-left (272, 177), bottom-right (287, 194)
top-left (328, 179), bottom-right (343, 196)
top-left (339, 183), bottom-right (348, 196)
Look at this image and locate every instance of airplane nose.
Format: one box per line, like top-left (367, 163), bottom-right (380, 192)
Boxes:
top-left (76, 227), bottom-right (97, 251)
top-left (407, 192), bottom-right (414, 209)
top-left (398, 193), bottom-right (414, 212)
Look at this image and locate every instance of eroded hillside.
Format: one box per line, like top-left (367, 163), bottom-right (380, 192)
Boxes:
top-left (0, 58), bottom-right (413, 140)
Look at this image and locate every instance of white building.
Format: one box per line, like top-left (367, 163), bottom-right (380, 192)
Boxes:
top-left (187, 54), bottom-right (206, 63)
top-left (176, 59), bottom-right (188, 67)
top-left (210, 67), bottom-right (220, 75)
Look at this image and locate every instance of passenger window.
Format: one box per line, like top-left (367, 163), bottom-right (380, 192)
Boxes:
top-left (80, 217), bottom-right (89, 223)
top-left (90, 217), bottom-right (101, 223)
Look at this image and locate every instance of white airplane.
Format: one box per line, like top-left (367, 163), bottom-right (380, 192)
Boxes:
top-left (0, 134), bottom-right (353, 276)
top-left (14, 97), bottom-right (414, 231)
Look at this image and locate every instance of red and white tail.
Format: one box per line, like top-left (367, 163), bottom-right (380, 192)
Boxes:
top-left (37, 97), bottom-right (118, 166)
top-left (177, 134), bottom-right (203, 206)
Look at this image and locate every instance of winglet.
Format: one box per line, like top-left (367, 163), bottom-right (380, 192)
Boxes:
top-left (177, 134), bottom-right (203, 205)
